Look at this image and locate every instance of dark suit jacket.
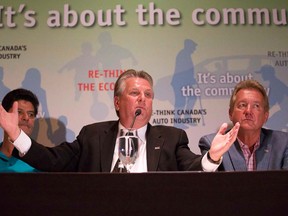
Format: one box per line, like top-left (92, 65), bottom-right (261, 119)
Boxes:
top-left (17, 121), bottom-right (202, 172)
top-left (198, 128), bottom-right (288, 171)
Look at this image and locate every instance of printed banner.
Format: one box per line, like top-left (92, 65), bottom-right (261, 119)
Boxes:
top-left (1, 1), bottom-right (287, 153)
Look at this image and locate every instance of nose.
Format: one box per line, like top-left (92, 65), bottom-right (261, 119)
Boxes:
top-left (138, 92), bottom-right (145, 102)
top-left (19, 111), bottom-right (30, 121)
top-left (21, 112), bottom-right (29, 121)
top-left (244, 104), bottom-right (252, 113)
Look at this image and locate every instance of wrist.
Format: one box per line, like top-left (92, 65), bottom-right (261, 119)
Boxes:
top-left (9, 127), bottom-right (21, 142)
top-left (207, 151), bottom-right (221, 164)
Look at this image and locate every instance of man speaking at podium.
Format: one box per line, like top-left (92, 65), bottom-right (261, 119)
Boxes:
top-left (0, 69), bottom-right (239, 172)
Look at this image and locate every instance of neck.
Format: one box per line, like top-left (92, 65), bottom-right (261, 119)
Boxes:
top-left (120, 119), bottom-right (147, 130)
top-left (237, 129), bottom-right (261, 148)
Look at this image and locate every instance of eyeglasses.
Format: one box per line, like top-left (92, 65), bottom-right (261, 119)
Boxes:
top-left (18, 109), bottom-right (36, 119)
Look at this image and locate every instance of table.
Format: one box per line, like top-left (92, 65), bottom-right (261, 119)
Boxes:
top-left (1, 171), bottom-right (288, 216)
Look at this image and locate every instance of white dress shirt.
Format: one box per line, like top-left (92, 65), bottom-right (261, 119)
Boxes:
top-left (13, 128), bottom-right (220, 172)
top-left (111, 123), bottom-right (148, 172)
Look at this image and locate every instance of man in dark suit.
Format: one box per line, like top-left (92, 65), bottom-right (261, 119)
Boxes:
top-left (199, 79), bottom-right (288, 171)
top-left (0, 69), bottom-right (239, 172)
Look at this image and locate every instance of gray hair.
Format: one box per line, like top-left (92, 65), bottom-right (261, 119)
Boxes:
top-left (114, 69), bottom-right (154, 116)
top-left (229, 79), bottom-right (269, 113)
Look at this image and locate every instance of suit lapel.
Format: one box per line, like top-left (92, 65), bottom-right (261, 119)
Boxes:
top-left (146, 125), bottom-right (164, 171)
top-left (227, 140), bottom-right (247, 171)
top-left (256, 129), bottom-right (271, 170)
top-left (100, 122), bottom-right (119, 172)
top-left (227, 129), bottom-right (272, 171)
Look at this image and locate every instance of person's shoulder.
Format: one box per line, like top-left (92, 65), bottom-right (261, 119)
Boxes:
top-left (0, 151), bottom-right (8, 161)
top-left (261, 128), bottom-right (288, 149)
top-left (81, 120), bottom-right (118, 131)
top-left (202, 132), bottom-right (217, 138)
top-left (262, 128), bottom-right (288, 138)
top-left (150, 124), bottom-right (185, 133)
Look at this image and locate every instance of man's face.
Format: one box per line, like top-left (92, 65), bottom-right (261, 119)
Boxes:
top-left (10, 100), bottom-right (36, 136)
top-left (229, 89), bottom-right (269, 132)
top-left (114, 77), bottom-right (154, 128)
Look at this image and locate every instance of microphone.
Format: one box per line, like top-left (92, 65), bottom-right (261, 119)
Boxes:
top-left (135, 108), bottom-right (142, 116)
top-left (128, 109), bottom-right (142, 133)
top-left (118, 109), bottom-right (142, 171)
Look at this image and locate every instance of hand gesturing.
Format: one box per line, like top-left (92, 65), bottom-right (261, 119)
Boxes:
top-left (209, 122), bottom-right (240, 162)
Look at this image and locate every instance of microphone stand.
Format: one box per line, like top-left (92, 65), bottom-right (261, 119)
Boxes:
top-left (127, 109), bottom-right (141, 135)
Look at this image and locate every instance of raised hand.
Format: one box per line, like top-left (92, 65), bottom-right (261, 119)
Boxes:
top-left (0, 101), bottom-right (21, 141)
top-left (209, 122), bottom-right (240, 162)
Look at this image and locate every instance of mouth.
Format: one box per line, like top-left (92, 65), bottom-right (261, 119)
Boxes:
top-left (242, 118), bottom-right (253, 121)
top-left (136, 107), bottom-right (144, 112)
top-left (19, 124), bottom-right (31, 130)
top-left (241, 118), bottom-right (254, 125)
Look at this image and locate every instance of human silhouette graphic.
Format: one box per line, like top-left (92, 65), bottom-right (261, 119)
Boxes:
top-left (21, 68), bottom-right (53, 141)
top-left (0, 67), bottom-right (10, 101)
top-left (95, 31), bottom-right (138, 100)
top-left (0, 66), bottom-right (11, 141)
top-left (51, 115), bottom-right (76, 144)
top-left (256, 65), bottom-right (288, 131)
top-left (90, 90), bottom-right (109, 121)
top-left (58, 42), bottom-right (98, 101)
top-left (171, 39), bottom-right (201, 129)
top-left (95, 31), bottom-right (137, 70)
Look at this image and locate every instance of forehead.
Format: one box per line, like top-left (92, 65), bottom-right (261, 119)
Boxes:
top-left (125, 77), bottom-right (152, 90)
top-left (236, 89), bottom-right (264, 101)
top-left (17, 100), bottom-right (34, 110)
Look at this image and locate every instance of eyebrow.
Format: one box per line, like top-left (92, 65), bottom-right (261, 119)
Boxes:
top-left (18, 108), bottom-right (35, 113)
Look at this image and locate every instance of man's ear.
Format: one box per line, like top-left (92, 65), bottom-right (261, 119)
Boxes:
top-left (264, 111), bottom-right (269, 123)
top-left (114, 96), bottom-right (119, 110)
top-left (228, 108), bottom-right (232, 121)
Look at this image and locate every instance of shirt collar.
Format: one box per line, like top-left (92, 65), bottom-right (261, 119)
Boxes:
top-left (237, 137), bottom-right (260, 152)
top-left (118, 123), bottom-right (147, 142)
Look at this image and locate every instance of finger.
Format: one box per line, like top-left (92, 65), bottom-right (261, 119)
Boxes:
top-left (217, 123), bottom-right (228, 135)
top-left (227, 122), bottom-right (240, 144)
top-left (12, 101), bottom-right (18, 114)
top-left (229, 122), bottom-right (240, 138)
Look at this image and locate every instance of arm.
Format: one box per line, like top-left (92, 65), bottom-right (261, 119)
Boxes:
top-left (199, 123), bottom-right (239, 172)
top-left (0, 101), bottom-right (79, 171)
top-left (198, 134), bottom-right (214, 155)
top-left (17, 138), bottom-right (80, 172)
top-left (282, 145), bottom-right (288, 170)
top-left (0, 102), bottom-right (21, 142)
top-left (208, 122), bottom-right (240, 162)
top-left (281, 132), bottom-right (288, 170)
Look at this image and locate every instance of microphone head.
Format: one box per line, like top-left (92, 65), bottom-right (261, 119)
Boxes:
top-left (135, 109), bottom-right (141, 116)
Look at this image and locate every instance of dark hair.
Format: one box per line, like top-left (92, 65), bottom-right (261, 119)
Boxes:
top-left (2, 88), bottom-right (39, 115)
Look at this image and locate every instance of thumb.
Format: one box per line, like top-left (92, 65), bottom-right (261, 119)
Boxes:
top-left (217, 123), bottom-right (228, 135)
top-left (12, 101), bottom-right (18, 114)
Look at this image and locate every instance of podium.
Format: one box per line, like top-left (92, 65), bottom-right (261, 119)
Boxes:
top-left (1, 171), bottom-right (288, 216)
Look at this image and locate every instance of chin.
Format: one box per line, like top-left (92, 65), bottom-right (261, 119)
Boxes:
top-left (20, 127), bottom-right (32, 135)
